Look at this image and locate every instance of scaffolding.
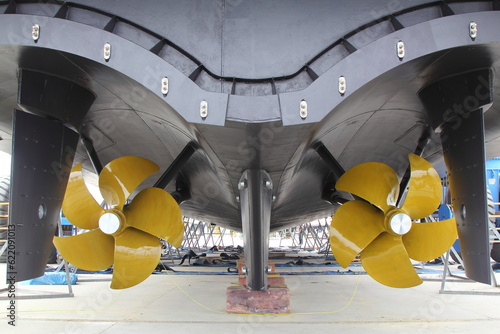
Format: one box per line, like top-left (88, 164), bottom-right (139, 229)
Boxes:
top-left (439, 245), bottom-right (500, 295)
top-left (172, 217), bottom-right (332, 255)
top-left (0, 203), bottom-right (74, 300)
top-left (438, 204), bottom-right (500, 295)
top-left (278, 218), bottom-right (331, 253)
top-left (178, 217), bottom-right (240, 252)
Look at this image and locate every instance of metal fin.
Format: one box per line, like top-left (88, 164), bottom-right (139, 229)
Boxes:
top-left (53, 229), bottom-right (114, 271)
top-left (110, 228), bottom-right (161, 289)
top-left (401, 154), bottom-right (442, 219)
top-left (403, 218), bottom-right (457, 261)
top-left (99, 156), bottom-right (159, 209)
top-left (360, 232), bottom-right (422, 288)
top-left (62, 163), bottom-right (104, 230)
top-left (335, 162), bottom-right (399, 213)
top-left (124, 187), bottom-right (184, 247)
top-left (330, 200), bottom-right (385, 267)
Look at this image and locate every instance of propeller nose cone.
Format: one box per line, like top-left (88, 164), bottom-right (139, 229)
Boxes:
top-left (387, 211), bottom-right (412, 235)
top-left (99, 211), bottom-right (123, 235)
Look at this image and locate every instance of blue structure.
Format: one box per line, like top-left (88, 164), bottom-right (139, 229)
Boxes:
top-left (60, 214), bottom-right (71, 226)
top-left (486, 158), bottom-right (500, 228)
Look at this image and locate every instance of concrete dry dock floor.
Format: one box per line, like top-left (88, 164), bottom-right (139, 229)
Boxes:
top-left (1, 264), bottom-right (500, 333)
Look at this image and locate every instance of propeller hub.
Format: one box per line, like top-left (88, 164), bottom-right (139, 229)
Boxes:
top-left (386, 210), bottom-right (412, 235)
top-left (99, 210), bottom-right (124, 235)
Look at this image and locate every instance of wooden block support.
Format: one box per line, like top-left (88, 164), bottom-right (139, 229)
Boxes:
top-left (230, 260), bottom-right (289, 313)
top-left (226, 285), bottom-right (290, 314)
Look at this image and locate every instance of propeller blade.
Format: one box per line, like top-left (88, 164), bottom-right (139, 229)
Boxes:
top-left (335, 162), bottom-right (399, 213)
top-left (125, 187), bottom-right (183, 246)
top-left (110, 227), bottom-right (161, 289)
top-left (330, 200), bottom-right (385, 267)
top-left (402, 218), bottom-right (457, 261)
top-left (360, 232), bottom-right (422, 288)
top-left (53, 229), bottom-right (114, 271)
top-left (99, 156), bottom-right (159, 209)
top-left (401, 154), bottom-right (442, 219)
top-left (169, 218), bottom-right (185, 249)
top-left (62, 163), bottom-right (104, 230)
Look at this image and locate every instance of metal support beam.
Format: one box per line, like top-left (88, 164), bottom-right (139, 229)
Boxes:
top-left (81, 134), bottom-right (103, 174)
top-left (170, 175), bottom-right (191, 205)
top-left (419, 69), bottom-right (493, 285)
top-left (313, 142), bottom-right (344, 180)
top-left (239, 170), bottom-right (273, 291)
top-left (153, 142), bottom-right (196, 191)
top-left (313, 142), bottom-right (353, 205)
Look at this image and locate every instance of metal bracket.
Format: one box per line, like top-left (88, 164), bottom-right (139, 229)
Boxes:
top-left (103, 42), bottom-right (111, 61)
top-left (469, 21), bottom-right (478, 40)
top-left (81, 134), bottom-right (103, 174)
top-left (161, 77), bottom-right (169, 95)
top-left (32, 24), bottom-right (40, 41)
top-left (397, 40), bottom-right (405, 60)
top-left (170, 175), bottom-right (191, 204)
top-left (200, 101), bottom-right (208, 119)
top-left (338, 76), bottom-right (346, 95)
top-left (313, 142), bottom-right (355, 205)
top-left (153, 142), bottom-right (197, 202)
top-left (299, 100), bottom-right (308, 119)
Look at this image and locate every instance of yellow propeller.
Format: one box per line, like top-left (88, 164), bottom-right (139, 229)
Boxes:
top-left (330, 153), bottom-right (457, 288)
top-left (53, 156), bottom-right (184, 289)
